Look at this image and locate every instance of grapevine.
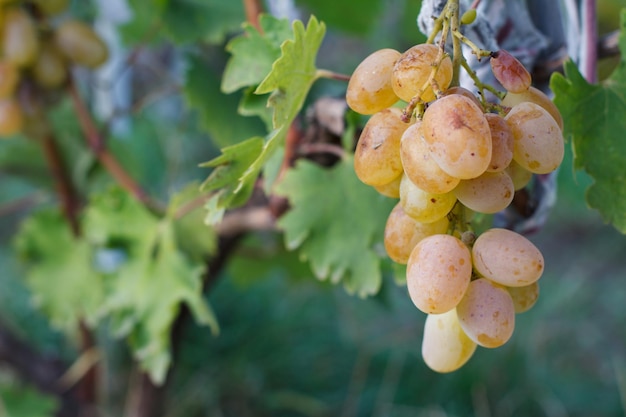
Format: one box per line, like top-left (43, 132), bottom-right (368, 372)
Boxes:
top-left (346, 0), bottom-right (563, 372)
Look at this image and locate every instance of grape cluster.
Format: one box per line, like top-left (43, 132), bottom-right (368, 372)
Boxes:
top-left (346, 43), bottom-right (563, 372)
top-left (0, 0), bottom-right (108, 138)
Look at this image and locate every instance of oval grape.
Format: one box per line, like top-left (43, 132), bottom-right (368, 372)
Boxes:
top-left (422, 309), bottom-right (477, 373)
top-left (406, 234), bottom-right (472, 314)
top-left (391, 44), bottom-right (452, 103)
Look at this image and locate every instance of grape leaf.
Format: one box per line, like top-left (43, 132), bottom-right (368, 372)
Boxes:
top-left (83, 188), bottom-right (218, 384)
top-left (184, 54), bottom-right (266, 148)
top-left (201, 16), bottom-right (326, 224)
top-left (551, 10), bottom-right (626, 232)
top-left (121, 0), bottom-right (243, 45)
top-left (255, 16), bottom-right (326, 128)
top-left (200, 137), bottom-right (264, 224)
top-left (294, 0), bottom-right (383, 35)
top-left (14, 210), bottom-right (105, 330)
top-left (0, 382), bottom-right (59, 417)
top-left (275, 158), bottom-right (395, 297)
top-left (221, 15), bottom-right (293, 94)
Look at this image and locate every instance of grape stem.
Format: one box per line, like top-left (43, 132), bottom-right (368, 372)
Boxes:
top-left (316, 69), bottom-right (351, 82)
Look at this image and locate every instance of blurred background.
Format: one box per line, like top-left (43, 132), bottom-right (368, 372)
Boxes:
top-left (1, 0), bottom-right (626, 416)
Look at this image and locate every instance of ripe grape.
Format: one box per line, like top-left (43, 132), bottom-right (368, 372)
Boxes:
top-left (391, 44), bottom-right (453, 103)
top-left (507, 282), bottom-right (539, 313)
top-left (484, 113), bottom-right (513, 172)
top-left (441, 86), bottom-right (482, 108)
top-left (55, 20), bottom-right (109, 68)
top-left (384, 203), bottom-right (449, 264)
top-left (0, 62), bottom-right (20, 98)
top-left (373, 174), bottom-right (402, 198)
top-left (32, 42), bottom-right (68, 89)
top-left (353, 108), bottom-right (407, 186)
top-left (346, 49), bottom-right (401, 115)
top-left (453, 171), bottom-right (514, 214)
top-left (0, 98), bottom-right (23, 137)
top-left (502, 86), bottom-right (563, 130)
top-left (490, 50), bottom-right (531, 93)
top-left (472, 228), bottom-right (544, 287)
top-left (421, 94), bottom-right (492, 179)
top-left (456, 278), bottom-right (516, 348)
top-left (399, 175), bottom-right (457, 223)
top-left (2, 8), bottom-right (39, 68)
top-left (505, 160), bottom-right (533, 190)
top-left (400, 122), bottom-right (460, 194)
top-left (422, 309), bottom-right (477, 373)
top-left (406, 234), bottom-right (472, 314)
top-left (505, 102), bottom-right (564, 174)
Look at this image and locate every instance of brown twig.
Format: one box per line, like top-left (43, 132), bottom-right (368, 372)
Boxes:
top-left (40, 131), bottom-right (82, 235)
top-left (68, 79), bottom-right (164, 214)
top-left (243, 0), bottom-right (264, 32)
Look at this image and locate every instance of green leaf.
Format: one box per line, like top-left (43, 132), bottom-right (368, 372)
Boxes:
top-left (294, 0), bottom-right (383, 35)
top-left (83, 188), bottom-right (218, 384)
top-left (121, 0), bottom-right (243, 45)
top-left (0, 382), bottom-right (59, 417)
top-left (14, 210), bottom-right (104, 330)
top-left (200, 137), bottom-right (264, 224)
top-left (275, 158), bottom-right (395, 297)
top-left (167, 183), bottom-right (218, 262)
top-left (222, 15), bottom-right (293, 94)
top-left (256, 16), bottom-right (326, 128)
top-left (201, 16), bottom-right (326, 224)
top-left (551, 9), bottom-right (626, 233)
top-left (184, 54), bottom-right (266, 148)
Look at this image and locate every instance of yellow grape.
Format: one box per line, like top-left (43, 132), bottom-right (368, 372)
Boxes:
top-left (399, 175), bottom-right (457, 223)
top-left (406, 234), bottom-right (472, 314)
top-left (353, 108), bottom-right (407, 186)
top-left (441, 86), bottom-right (482, 108)
top-left (0, 61), bottom-right (20, 98)
top-left (391, 43), bottom-right (452, 103)
top-left (32, 0), bottom-right (70, 15)
top-left (2, 8), bottom-right (39, 68)
top-left (0, 98), bottom-right (23, 137)
top-left (505, 102), bottom-right (564, 174)
top-left (507, 282), bottom-right (539, 313)
top-left (346, 48), bottom-right (401, 115)
top-left (490, 50), bottom-right (531, 93)
top-left (32, 41), bottom-right (68, 89)
top-left (502, 86), bottom-right (563, 130)
top-left (472, 228), bottom-right (544, 287)
top-left (421, 94), bottom-right (492, 179)
top-left (460, 9), bottom-right (477, 25)
top-left (422, 309), bottom-right (477, 373)
top-left (456, 278), bottom-right (516, 348)
top-left (453, 171), bottom-right (514, 214)
top-left (373, 174), bottom-right (402, 198)
top-left (55, 20), bottom-right (109, 68)
top-left (400, 122), bottom-right (460, 194)
top-left (484, 113), bottom-right (513, 172)
top-left (505, 159), bottom-right (533, 190)
top-left (384, 203), bottom-right (449, 264)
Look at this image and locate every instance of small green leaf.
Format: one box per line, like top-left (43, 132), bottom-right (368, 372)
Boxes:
top-left (14, 210), bottom-right (104, 330)
top-left (256, 16), bottom-right (326, 128)
top-left (222, 15), bottom-right (293, 94)
top-left (551, 9), bottom-right (626, 233)
top-left (275, 158), bottom-right (395, 297)
top-left (199, 137), bottom-right (264, 224)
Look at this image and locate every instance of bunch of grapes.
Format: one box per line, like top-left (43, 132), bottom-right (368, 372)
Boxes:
top-left (0, 0), bottom-right (108, 138)
top-left (345, 18), bottom-right (564, 372)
